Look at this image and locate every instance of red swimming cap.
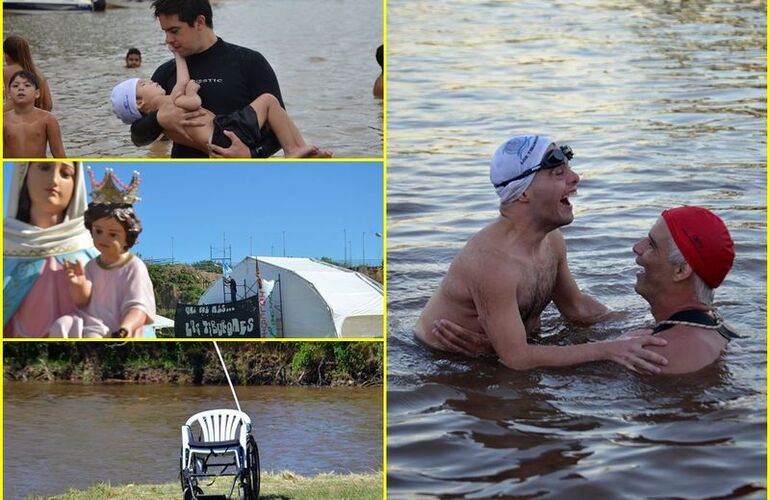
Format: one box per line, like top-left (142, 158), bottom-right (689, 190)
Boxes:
top-left (661, 206), bottom-right (735, 289)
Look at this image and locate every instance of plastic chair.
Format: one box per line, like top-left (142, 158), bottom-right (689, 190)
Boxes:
top-left (180, 409), bottom-right (260, 500)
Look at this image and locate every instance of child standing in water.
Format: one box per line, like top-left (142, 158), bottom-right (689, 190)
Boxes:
top-left (3, 70), bottom-right (65, 158)
top-left (111, 50), bottom-right (331, 158)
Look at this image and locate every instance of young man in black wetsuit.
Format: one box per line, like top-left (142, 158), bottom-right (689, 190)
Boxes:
top-left (131, 0), bottom-right (283, 158)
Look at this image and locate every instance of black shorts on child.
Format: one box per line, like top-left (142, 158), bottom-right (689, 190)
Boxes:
top-left (211, 105), bottom-right (261, 150)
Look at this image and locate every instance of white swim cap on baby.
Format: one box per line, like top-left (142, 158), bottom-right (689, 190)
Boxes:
top-left (110, 78), bottom-right (141, 124)
top-left (490, 135), bottom-right (552, 204)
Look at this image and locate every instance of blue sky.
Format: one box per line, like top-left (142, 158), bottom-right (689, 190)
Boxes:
top-left (3, 161), bottom-right (384, 265)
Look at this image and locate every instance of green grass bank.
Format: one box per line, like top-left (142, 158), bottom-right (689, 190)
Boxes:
top-left (31, 471), bottom-right (382, 499)
top-left (5, 342), bottom-right (382, 386)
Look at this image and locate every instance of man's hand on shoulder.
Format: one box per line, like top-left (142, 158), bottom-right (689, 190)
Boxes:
top-left (208, 130), bottom-right (251, 158)
top-left (601, 334), bottom-right (668, 374)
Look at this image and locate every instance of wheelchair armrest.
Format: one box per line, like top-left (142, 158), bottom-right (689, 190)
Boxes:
top-left (238, 423), bottom-right (252, 451)
top-left (182, 424), bottom-right (192, 450)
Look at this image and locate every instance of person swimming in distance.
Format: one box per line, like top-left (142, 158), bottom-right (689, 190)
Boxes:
top-left (125, 47), bottom-right (142, 68)
top-left (373, 44), bottom-right (383, 98)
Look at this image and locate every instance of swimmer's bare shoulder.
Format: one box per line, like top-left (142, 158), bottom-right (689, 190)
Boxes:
top-left (644, 325), bottom-right (726, 375)
top-left (415, 225), bottom-right (519, 350)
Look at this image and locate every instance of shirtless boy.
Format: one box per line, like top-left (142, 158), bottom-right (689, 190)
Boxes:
top-left (111, 51), bottom-right (331, 158)
top-left (3, 70), bottom-right (65, 158)
top-left (416, 134), bottom-right (669, 373)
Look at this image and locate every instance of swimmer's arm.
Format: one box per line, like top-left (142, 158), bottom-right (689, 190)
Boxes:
top-left (46, 114), bottom-right (66, 158)
top-left (39, 76), bottom-right (53, 112)
top-left (470, 273), bottom-right (560, 370)
top-left (131, 112), bottom-right (164, 146)
top-left (171, 51), bottom-right (202, 112)
top-left (474, 276), bottom-right (667, 372)
top-left (550, 230), bottom-right (611, 323)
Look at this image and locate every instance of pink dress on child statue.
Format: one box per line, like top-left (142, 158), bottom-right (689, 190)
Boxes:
top-left (49, 254), bottom-right (156, 338)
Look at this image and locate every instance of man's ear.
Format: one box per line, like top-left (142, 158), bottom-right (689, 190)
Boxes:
top-left (195, 14), bottom-right (206, 30)
top-left (672, 261), bottom-right (693, 282)
top-left (34, 88), bottom-right (41, 99)
top-left (518, 189), bottom-right (531, 204)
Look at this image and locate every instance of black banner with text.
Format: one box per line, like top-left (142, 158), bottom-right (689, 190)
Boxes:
top-left (174, 295), bottom-right (260, 338)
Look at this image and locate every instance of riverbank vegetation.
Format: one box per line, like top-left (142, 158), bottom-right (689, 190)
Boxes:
top-left (35, 471), bottom-right (382, 499)
top-left (4, 342), bottom-right (382, 386)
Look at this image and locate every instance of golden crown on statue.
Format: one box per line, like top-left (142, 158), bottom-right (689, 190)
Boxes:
top-left (87, 167), bottom-right (142, 205)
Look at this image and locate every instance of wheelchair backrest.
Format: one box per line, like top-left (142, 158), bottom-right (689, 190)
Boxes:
top-left (185, 409), bottom-right (252, 443)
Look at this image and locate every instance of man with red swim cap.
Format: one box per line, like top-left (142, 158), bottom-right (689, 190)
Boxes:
top-left (632, 206), bottom-right (737, 374)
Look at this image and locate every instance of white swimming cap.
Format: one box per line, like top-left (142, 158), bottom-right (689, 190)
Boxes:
top-left (110, 78), bottom-right (141, 124)
top-left (490, 135), bottom-right (552, 204)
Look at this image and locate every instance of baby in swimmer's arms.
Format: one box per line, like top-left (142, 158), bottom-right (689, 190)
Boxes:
top-left (110, 50), bottom-right (331, 158)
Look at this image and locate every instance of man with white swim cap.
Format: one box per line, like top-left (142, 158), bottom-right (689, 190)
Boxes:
top-left (416, 134), bottom-right (670, 373)
top-left (630, 206), bottom-right (737, 374)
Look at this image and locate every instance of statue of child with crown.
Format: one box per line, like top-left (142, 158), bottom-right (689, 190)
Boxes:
top-left (48, 168), bottom-right (156, 338)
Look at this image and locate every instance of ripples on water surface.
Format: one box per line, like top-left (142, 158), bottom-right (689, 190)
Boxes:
top-left (387, 0), bottom-right (766, 497)
top-left (3, 0), bottom-right (383, 158)
top-left (3, 382), bottom-right (382, 498)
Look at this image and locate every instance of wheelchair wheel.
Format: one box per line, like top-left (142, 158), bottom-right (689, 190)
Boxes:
top-left (179, 449), bottom-right (188, 490)
top-left (242, 435), bottom-right (261, 500)
top-left (182, 485), bottom-right (203, 500)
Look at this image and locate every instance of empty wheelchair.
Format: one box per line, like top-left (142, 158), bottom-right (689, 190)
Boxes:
top-left (180, 409), bottom-right (260, 500)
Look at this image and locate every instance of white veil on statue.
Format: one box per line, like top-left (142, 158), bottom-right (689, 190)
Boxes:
top-left (3, 161), bottom-right (98, 327)
top-left (3, 161), bottom-right (94, 258)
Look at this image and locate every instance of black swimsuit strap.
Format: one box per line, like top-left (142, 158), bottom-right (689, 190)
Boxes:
top-left (652, 310), bottom-right (739, 341)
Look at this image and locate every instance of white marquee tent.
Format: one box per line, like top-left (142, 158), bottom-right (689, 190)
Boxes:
top-left (198, 256), bottom-right (383, 338)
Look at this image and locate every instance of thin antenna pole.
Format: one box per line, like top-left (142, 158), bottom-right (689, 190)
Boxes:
top-left (213, 341), bottom-right (241, 412)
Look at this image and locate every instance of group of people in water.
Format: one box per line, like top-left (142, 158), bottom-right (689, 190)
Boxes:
top-left (2, 35), bottom-right (64, 159)
top-left (3, 0), bottom-right (385, 159)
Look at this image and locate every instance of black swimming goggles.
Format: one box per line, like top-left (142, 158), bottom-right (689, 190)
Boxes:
top-left (494, 145), bottom-right (574, 189)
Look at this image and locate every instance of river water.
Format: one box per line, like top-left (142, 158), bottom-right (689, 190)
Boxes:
top-left (3, 0), bottom-right (383, 158)
top-left (3, 381), bottom-right (382, 499)
top-left (386, 0), bottom-right (766, 498)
